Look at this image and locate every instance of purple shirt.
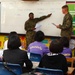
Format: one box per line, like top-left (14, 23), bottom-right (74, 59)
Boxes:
top-left (28, 41), bottom-right (50, 56)
top-left (61, 47), bottom-right (72, 58)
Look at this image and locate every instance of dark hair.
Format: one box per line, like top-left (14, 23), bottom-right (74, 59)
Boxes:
top-left (60, 37), bottom-right (69, 48)
top-left (8, 31), bottom-right (18, 38)
top-left (35, 31), bottom-right (45, 42)
top-left (50, 40), bottom-right (63, 53)
top-left (8, 35), bottom-right (21, 49)
top-left (62, 5), bottom-right (68, 9)
top-left (29, 12), bottom-right (34, 16)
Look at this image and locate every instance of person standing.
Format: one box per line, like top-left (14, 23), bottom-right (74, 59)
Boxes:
top-left (56, 5), bottom-right (73, 40)
top-left (24, 12), bottom-right (52, 49)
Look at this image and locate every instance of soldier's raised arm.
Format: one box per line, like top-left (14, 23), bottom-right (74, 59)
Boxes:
top-left (35, 13), bottom-right (52, 23)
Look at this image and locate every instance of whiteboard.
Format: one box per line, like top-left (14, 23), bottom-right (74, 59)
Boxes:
top-left (1, 0), bottom-right (66, 36)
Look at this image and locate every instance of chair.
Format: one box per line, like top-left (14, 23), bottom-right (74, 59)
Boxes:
top-left (30, 53), bottom-right (42, 68)
top-left (66, 58), bottom-right (74, 67)
top-left (0, 62), bottom-right (22, 75)
top-left (35, 67), bottom-right (63, 75)
top-left (30, 53), bottom-right (42, 62)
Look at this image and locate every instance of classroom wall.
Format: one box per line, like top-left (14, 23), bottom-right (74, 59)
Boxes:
top-left (0, 35), bottom-right (26, 49)
top-left (0, 0), bottom-right (75, 51)
top-left (0, 35), bottom-right (51, 49)
top-left (0, 0), bottom-right (63, 49)
top-left (0, 0), bottom-right (21, 1)
top-left (0, 0), bottom-right (66, 36)
top-left (0, 0), bottom-right (75, 2)
top-left (0, 0), bottom-right (74, 1)
top-left (0, 0), bottom-right (74, 36)
top-left (1, 0), bottom-right (66, 1)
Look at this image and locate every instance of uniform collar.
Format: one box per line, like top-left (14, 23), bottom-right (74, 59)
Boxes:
top-left (47, 53), bottom-right (59, 56)
top-left (65, 12), bottom-right (69, 16)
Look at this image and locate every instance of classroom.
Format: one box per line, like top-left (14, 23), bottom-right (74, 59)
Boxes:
top-left (0, 0), bottom-right (75, 75)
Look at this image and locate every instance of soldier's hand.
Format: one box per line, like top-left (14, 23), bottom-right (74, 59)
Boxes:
top-left (32, 28), bottom-right (36, 30)
top-left (56, 25), bottom-right (60, 28)
top-left (47, 13), bottom-right (52, 17)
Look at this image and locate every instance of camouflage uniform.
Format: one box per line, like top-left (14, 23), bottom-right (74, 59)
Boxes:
top-left (59, 13), bottom-right (73, 40)
top-left (25, 15), bottom-right (50, 49)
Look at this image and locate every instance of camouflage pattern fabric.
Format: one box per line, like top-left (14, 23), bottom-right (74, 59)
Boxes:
top-left (25, 15), bottom-right (50, 49)
top-left (59, 13), bottom-right (73, 40)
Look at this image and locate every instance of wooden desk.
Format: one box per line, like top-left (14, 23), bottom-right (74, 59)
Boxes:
top-left (72, 57), bottom-right (75, 59)
top-left (67, 67), bottom-right (75, 75)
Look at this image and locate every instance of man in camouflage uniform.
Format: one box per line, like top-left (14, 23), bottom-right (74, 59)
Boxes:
top-left (56, 5), bottom-right (73, 40)
top-left (25, 12), bottom-right (52, 49)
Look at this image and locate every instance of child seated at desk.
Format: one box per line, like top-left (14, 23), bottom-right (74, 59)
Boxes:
top-left (3, 33), bottom-right (33, 73)
top-left (38, 40), bottom-right (68, 74)
top-left (60, 37), bottom-right (72, 58)
top-left (28, 31), bottom-right (49, 56)
top-left (0, 31), bottom-right (18, 61)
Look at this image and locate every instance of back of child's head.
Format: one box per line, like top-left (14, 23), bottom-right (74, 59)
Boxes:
top-left (60, 37), bottom-right (69, 48)
top-left (8, 35), bottom-right (21, 50)
top-left (8, 31), bottom-right (21, 49)
top-left (49, 40), bottom-right (63, 53)
top-left (35, 31), bottom-right (45, 42)
top-left (8, 31), bottom-right (18, 38)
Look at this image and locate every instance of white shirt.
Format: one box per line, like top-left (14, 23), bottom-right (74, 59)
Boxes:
top-left (3, 40), bottom-right (8, 50)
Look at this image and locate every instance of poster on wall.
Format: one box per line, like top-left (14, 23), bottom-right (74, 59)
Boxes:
top-left (67, 1), bottom-right (75, 35)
